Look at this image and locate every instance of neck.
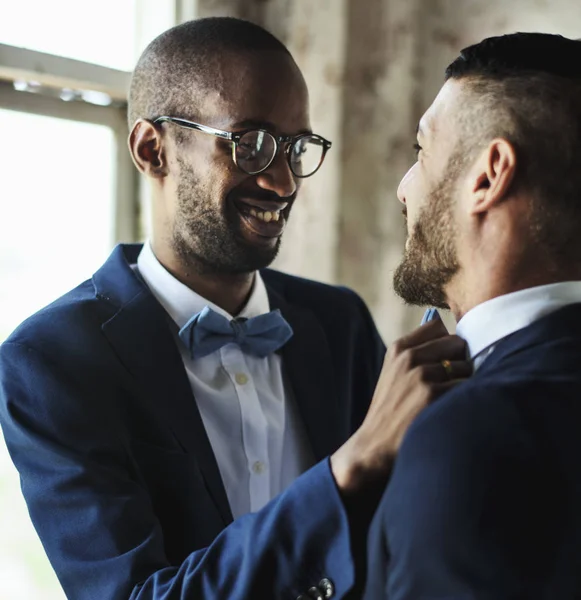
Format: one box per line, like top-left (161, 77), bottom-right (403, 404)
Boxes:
top-left (151, 241), bottom-right (256, 316)
top-left (446, 258), bottom-right (581, 322)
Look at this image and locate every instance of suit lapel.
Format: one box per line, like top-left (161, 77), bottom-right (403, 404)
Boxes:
top-left (477, 302), bottom-right (581, 376)
top-left (94, 245), bottom-right (347, 526)
top-left (95, 246), bottom-right (233, 527)
top-left (267, 285), bottom-right (345, 462)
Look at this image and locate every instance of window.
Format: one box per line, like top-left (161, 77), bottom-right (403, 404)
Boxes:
top-left (0, 82), bottom-right (130, 600)
top-left (0, 108), bottom-right (117, 339)
top-left (0, 0), bottom-right (138, 71)
top-left (0, 2), bottom-right (178, 597)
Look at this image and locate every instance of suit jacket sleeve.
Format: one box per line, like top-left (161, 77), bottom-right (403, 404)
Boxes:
top-left (365, 384), bottom-right (557, 600)
top-left (0, 341), bottom-right (354, 600)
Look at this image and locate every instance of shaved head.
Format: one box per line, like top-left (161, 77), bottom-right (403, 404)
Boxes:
top-left (128, 17), bottom-right (292, 128)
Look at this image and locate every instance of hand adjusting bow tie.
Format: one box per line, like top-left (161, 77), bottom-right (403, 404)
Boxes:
top-left (178, 306), bottom-right (294, 360)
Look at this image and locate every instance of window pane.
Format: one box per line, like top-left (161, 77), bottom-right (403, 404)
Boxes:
top-left (0, 0), bottom-right (137, 71)
top-left (0, 108), bottom-right (116, 600)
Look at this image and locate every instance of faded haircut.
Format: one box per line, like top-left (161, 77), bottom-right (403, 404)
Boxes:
top-left (445, 32), bottom-right (581, 262)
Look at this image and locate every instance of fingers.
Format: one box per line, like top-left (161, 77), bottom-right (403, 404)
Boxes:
top-left (411, 335), bottom-right (468, 364)
top-left (331, 317), bottom-right (473, 494)
top-left (394, 318), bottom-right (449, 351)
top-left (420, 359), bottom-right (474, 383)
top-left (386, 334), bottom-right (468, 373)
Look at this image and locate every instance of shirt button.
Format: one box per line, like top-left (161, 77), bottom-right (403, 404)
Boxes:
top-left (251, 461), bottom-right (266, 475)
top-left (235, 372), bottom-right (248, 385)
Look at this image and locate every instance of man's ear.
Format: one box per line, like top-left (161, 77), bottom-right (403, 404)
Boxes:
top-left (128, 119), bottom-right (169, 178)
top-left (468, 138), bottom-right (517, 215)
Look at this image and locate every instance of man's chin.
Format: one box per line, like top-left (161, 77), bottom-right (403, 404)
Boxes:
top-left (393, 261), bottom-right (449, 309)
top-left (223, 238), bottom-right (281, 274)
top-left (172, 233), bottom-right (280, 276)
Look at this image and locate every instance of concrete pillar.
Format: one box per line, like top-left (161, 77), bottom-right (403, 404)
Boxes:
top-left (337, 0), bottom-right (426, 343)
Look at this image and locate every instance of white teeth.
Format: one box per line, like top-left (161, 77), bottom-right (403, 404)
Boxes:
top-left (250, 209), bottom-right (282, 222)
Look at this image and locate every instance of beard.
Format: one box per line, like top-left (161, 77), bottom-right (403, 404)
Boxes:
top-left (393, 170), bottom-right (460, 309)
top-left (170, 158), bottom-right (283, 275)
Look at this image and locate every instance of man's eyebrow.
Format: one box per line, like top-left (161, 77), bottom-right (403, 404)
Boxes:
top-left (416, 123), bottom-right (424, 136)
top-left (231, 118), bottom-right (312, 135)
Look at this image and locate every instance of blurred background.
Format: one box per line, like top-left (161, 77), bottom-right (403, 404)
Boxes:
top-left (1, 0), bottom-right (580, 597)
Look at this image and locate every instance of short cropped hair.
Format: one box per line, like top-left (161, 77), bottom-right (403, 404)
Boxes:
top-left (128, 17), bottom-right (291, 128)
top-left (445, 33), bottom-right (581, 262)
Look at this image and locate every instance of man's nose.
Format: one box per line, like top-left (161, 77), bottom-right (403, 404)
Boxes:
top-left (255, 152), bottom-right (297, 198)
top-left (397, 162), bottom-right (417, 205)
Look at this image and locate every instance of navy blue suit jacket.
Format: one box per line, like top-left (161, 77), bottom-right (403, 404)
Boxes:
top-left (0, 244), bottom-right (385, 600)
top-left (364, 303), bottom-right (581, 599)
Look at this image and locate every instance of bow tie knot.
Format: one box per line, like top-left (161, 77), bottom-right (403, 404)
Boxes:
top-left (229, 318), bottom-right (248, 342)
top-left (179, 306), bottom-right (293, 360)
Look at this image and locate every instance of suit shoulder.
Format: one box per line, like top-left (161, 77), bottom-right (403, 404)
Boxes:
top-left (3, 277), bottom-right (112, 350)
top-left (381, 380), bottom-right (560, 600)
top-left (401, 380), bottom-right (535, 468)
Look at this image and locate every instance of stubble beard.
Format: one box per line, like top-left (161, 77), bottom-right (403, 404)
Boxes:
top-left (171, 158), bottom-right (282, 276)
top-left (393, 173), bottom-right (460, 309)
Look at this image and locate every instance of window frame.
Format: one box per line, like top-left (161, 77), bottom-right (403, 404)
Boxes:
top-left (0, 44), bottom-right (138, 244)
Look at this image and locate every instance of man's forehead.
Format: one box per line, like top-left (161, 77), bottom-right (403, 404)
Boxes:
top-left (417, 103), bottom-right (437, 138)
top-left (190, 54), bottom-right (310, 131)
top-left (418, 79), bottom-right (465, 139)
top-left (214, 50), bottom-right (304, 94)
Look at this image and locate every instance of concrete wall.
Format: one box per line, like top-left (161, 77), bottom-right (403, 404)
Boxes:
top-left (337, 0), bottom-right (426, 343)
top-left (193, 0), bottom-right (581, 344)
top-left (420, 0), bottom-right (581, 112)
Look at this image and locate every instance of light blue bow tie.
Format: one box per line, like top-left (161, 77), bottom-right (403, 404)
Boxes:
top-left (178, 306), bottom-right (294, 360)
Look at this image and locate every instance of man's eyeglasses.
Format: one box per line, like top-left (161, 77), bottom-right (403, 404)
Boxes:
top-left (153, 116), bottom-right (332, 178)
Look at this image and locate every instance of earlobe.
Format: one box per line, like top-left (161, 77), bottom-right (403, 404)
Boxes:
top-left (470, 138), bottom-right (517, 215)
top-left (128, 119), bottom-right (168, 178)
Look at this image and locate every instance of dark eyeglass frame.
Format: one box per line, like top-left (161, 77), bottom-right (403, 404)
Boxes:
top-left (153, 115), bottom-right (332, 178)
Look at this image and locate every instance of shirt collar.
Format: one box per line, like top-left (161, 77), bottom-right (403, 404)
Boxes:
top-left (136, 241), bottom-right (270, 329)
top-left (456, 281), bottom-right (581, 360)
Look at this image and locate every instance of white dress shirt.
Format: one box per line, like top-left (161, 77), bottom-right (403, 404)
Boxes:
top-left (456, 282), bottom-right (581, 370)
top-left (135, 242), bottom-right (314, 519)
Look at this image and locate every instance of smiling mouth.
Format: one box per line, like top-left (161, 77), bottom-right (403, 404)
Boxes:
top-left (233, 197), bottom-right (291, 239)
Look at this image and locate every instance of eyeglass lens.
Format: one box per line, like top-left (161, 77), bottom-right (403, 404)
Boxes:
top-left (235, 131), bottom-right (325, 176)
